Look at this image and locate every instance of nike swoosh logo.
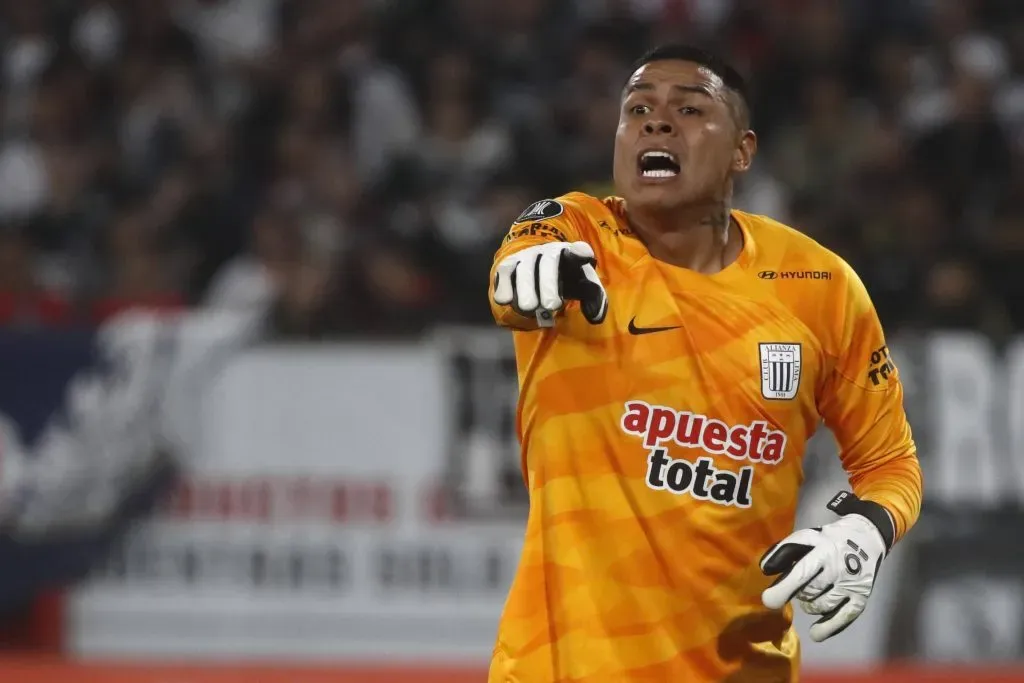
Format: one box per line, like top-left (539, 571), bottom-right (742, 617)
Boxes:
top-left (628, 317), bottom-right (682, 335)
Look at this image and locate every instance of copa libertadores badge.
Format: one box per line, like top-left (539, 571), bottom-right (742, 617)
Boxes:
top-left (515, 199), bottom-right (564, 223)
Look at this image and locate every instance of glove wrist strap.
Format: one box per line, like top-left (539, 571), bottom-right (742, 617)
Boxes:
top-left (826, 491), bottom-right (895, 552)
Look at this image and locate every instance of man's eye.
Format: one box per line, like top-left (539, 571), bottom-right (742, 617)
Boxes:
top-left (631, 104), bottom-right (651, 115)
top-left (680, 106), bottom-right (701, 115)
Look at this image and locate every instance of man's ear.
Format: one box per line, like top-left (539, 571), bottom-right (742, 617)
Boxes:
top-left (733, 130), bottom-right (757, 173)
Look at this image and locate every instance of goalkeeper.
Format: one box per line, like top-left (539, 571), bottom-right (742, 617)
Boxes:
top-left (487, 44), bottom-right (922, 683)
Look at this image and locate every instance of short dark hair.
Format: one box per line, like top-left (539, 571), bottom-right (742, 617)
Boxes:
top-left (629, 44), bottom-right (751, 127)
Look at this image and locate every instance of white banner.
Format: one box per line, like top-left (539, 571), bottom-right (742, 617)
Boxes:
top-left (69, 343), bottom-right (524, 660)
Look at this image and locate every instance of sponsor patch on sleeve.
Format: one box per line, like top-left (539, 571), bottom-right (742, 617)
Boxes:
top-left (866, 344), bottom-right (896, 386)
top-left (504, 222), bottom-right (569, 244)
top-left (514, 199), bottom-right (564, 223)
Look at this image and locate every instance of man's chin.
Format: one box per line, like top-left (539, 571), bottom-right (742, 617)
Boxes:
top-left (624, 181), bottom-right (688, 211)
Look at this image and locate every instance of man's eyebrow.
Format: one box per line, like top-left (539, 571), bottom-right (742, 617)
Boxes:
top-left (673, 84), bottom-right (715, 98)
top-left (624, 82), bottom-right (716, 98)
top-left (625, 82), bottom-right (655, 95)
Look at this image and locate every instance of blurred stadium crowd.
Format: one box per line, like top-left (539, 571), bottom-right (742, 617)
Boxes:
top-left (0, 0), bottom-right (1023, 337)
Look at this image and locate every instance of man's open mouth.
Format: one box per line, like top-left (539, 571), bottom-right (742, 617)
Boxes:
top-left (638, 149), bottom-right (681, 178)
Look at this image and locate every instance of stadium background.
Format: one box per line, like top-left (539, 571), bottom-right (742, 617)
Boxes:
top-left (0, 0), bottom-right (1022, 681)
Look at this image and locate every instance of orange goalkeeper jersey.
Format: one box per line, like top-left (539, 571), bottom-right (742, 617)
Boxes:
top-left (487, 192), bottom-right (922, 683)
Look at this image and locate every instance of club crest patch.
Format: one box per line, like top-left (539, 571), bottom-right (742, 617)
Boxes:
top-left (760, 343), bottom-right (802, 400)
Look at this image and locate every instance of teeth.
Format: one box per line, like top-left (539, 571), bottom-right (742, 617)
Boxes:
top-left (642, 169), bottom-right (677, 178)
top-left (642, 151), bottom-right (675, 162)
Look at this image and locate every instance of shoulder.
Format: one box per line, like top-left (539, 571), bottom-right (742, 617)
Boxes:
top-left (738, 210), bottom-right (863, 294)
top-left (513, 192), bottom-right (612, 223)
top-left (507, 191), bottom-right (622, 244)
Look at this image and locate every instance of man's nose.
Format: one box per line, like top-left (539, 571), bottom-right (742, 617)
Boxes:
top-left (642, 119), bottom-right (674, 135)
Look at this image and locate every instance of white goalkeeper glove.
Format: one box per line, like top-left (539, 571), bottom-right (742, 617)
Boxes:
top-left (492, 241), bottom-right (608, 327)
top-left (760, 491), bottom-right (895, 642)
